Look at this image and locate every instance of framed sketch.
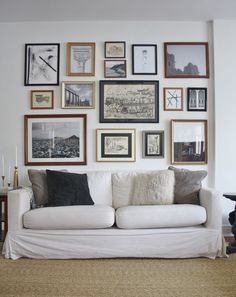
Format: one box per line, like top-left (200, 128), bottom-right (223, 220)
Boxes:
top-left (104, 60), bottom-right (127, 78)
top-left (31, 90), bottom-right (54, 109)
top-left (142, 130), bottom-right (164, 158)
top-left (164, 42), bottom-right (209, 78)
top-left (96, 129), bottom-right (136, 162)
top-left (132, 44), bottom-right (157, 75)
top-left (164, 88), bottom-right (183, 111)
top-left (24, 43), bottom-right (60, 86)
top-left (187, 88), bottom-right (207, 111)
top-left (99, 80), bottom-right (159, 123)
top-left (104, 41), bottom-right (126, 58)
top-left (67, 42), bottom-right (95, 76)
top-left (24, 114), bottom-right (87, 166)
top-left (171, 119), bottom-right (208, 165)
top-left (61, 81), bottom-right (95, 109)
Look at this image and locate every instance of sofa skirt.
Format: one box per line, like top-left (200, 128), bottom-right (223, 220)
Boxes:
top-left (2, 226), bottom-right (226, 260)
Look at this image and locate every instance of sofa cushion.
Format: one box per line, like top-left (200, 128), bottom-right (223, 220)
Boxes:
top-left (23, 205), bottom-right (115, 229)
top-left (132, 170), bottom-right (175, 205)
top-left (116, 205), bottom-right (206, 229)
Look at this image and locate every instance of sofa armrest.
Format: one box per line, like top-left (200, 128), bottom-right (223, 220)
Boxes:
top-left (8, 188), bottom-right (32, 231)
top-left (199, 187), bottom-right (222, 230)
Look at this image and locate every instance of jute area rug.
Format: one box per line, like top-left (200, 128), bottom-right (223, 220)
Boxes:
top-left (0, 253), bottom-right (236, 297)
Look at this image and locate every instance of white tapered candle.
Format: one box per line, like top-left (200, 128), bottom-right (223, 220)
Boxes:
top-left (15, 146), bottom-right (18, 167)
top-left (2, 155), bottom-right (4, 176)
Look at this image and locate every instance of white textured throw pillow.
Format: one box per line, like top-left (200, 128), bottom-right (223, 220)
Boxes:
top-left (132, 170), bottom-right (175, 205)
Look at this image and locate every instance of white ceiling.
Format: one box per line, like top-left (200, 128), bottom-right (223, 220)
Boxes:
top-left (1, 0), bottom-right (236, 22)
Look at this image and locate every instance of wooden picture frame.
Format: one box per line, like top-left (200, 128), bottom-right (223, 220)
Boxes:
top-left (24, 114), bottom-right (87, 166)
top-left (142, 130), bottom-right (164, 158)
top-left (187, 88), bottom-right (207, 111)
top-left (104, 41), bottom-right (126, 58)
top-left (132, 44), bottom-right (157, 75)
top-left (31, 90), bottom-right (54, 109)
top-left (163, 88), bottom-right (183, 111)
top-left (104, 60), bottom-right (127, 78)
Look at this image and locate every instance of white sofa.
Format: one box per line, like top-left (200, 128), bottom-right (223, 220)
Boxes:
top-left (3, 171), bottom-right (226, 260)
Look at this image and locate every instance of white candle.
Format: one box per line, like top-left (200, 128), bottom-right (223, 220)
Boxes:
top-left (15, 146), bottom-right (18, 167)
top-left (8, 164), bottom-right (11, 183)
top-left (2, 155), bottom-right (4, 176)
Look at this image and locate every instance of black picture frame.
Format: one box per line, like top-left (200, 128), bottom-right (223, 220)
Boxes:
top-left (187, 88), bottom-right (207, 111)
top-left (143, 130), bottom-right (164, 158)
top-left (99, 80), bottom-right (159, 123)
top-left (104, 41), bottom-right (126, 58)
top-left (132, 44), bottom-right (157, 75)
top-left (24, 43), bottom-right (60, 86)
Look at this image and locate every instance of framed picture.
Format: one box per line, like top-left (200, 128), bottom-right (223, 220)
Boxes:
top-left (96, 129), bottom-right (136, 162)
top-left (99, 80), bottom-right (159, 123)
top-left (67, 42), bottom-right (95, 76)
top-left (132, 44), bottom-right (157, 75)
top-left (187, 88), bottom-right (207, 111)
top-left (31, 90), bottom-right (54, 109)
top-left (24, 114), bottom-right (87, 166)
top-left (61, 81), bottom-right (95, 109)
top-left (164, 42), bottom-right (209, 78)
top-left (163, 88), bottom-right (183, 111)
top-left (24, 43), bottom-right (60, 86)
top-left (104, 60), bottom-right (127, 78)
top-left (171, 119), bottom-right (208, 165)
top-left (104, 41), bottom-right (126, 58)
top-left (142, 130), bottom-right (164, 158)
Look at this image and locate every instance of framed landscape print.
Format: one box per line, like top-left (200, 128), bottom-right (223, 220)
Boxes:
top-left (67, 42), bottom-right (95, 76)
top-left (171, 119), bottom-right (208, 165)
top-left (142, 130), bottom-right (164, 158)
top-left (31, 90), bottom-right (54, 109)
top-left (104, 60), bottom-right (127, 78)
top-left (61, 81), bottom-right (95, 109)
top-left (187, 88), bottom-right (207, 111)
top-left (132, 44), bottom-right (157, 75)
top-left (96, 129), bottom-right (136, 162)
top-left (24, 114), bottom-right (87, 165)
top-left (104, 41), bottom-right (126, 58)
top-left (99, 80), bottom-right (159, 123)
top-left (164, 88), bottom-right (183, 111)
top-left (24, 43), bottom-right (60, 86)
top-left (164, 42), bottom-right (209, 78)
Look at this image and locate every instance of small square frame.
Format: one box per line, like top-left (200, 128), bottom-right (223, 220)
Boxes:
top-left (163, 88), bottom-right (183, 111)
top-left (104, 41), bottom-right (126, 58)
top-left (142, 130), bottom-right (164, 158)
top-left (31, 90), bottom-right (54, 109)
top-left (187, 88), bottom-right (207, 111)
top-left (104, 60), bottom-right (127, 78)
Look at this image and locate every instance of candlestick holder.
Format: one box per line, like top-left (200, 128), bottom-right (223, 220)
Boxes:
top-left (1, 175), bottom-right (5, 188)
top-left (13, 166), bottom-right (19, 189)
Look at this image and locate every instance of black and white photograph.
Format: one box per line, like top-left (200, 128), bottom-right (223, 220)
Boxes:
top-left (164, 42), bottom-right (209, 78)
top-left (104, 41), bottom-right (126, 58)
top-left (67, 42), bottom-right (95, 76)
top-left (143, 130), bottom-right (164, 158)
top-left (24, 114), bottom-right (87, 165)
top-left (164, 88), bottom-right (183, 111)
top-left (187, 88), bottom-right (207, 111)
top-left (96, 129), bottom-right (136, 162)
top-left (99, 80), bottom-right (159, 123)
top-left (104, 60), bottom-right (127, 78)
top-left (61, 81), bottom-right (95, 109)
top-left (132, 44), bottom-right (157, 75)
top-left (24, 43), bottom-right (60, 86)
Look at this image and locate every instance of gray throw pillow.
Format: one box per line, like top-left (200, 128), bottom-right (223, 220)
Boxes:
top-left (168, 166), bottom-right (207, 204)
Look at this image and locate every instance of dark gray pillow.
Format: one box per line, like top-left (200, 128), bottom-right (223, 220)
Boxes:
top-left (28, 169), bottom-right (49, 207)
top-left (168, 166), bottom-right (207, 204)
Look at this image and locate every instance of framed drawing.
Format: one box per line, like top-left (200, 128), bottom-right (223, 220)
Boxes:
top-left (96, 129), bottom-right (136, 162)
top-left (99, 80), bottom-right (159, 123)
top-left (67, 42), bottom-right (95, 76)
top-left (132, 44), bottom-right (157, 75)
top-left (164, 42), bottom-right (209, 78)
top-left (61, 81), bottom-right (95, 109)
top-left (187, 88), bottom-right (207, 111)
top-left (104, 60), bottom-right (127, 78)
top-left (142, 130), bottom-right (164, 158)
top-left (24, 114), bottom-right (87, 166)
top-left (163, 88), bottom-right (183, 111)
top-left (171, 119), bottom-right (208, 165)
top-left (24, 43), bottom-right (60, 86)
top-left (104, 41), bottom-right (126, 58)
top-left (31, 90), bottom-right (54, 109)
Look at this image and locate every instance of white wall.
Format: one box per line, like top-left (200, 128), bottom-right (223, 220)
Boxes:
top-left (0, 21), bottom-right (212, 186)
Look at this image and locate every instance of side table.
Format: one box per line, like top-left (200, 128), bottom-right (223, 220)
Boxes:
top-left (0, 192), bottom-right (8, 242)
top-left (223, 192), bottom-right (236, 254)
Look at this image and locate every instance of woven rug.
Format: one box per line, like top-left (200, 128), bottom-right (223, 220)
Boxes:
top-left (0, 253), bottom-right (236, 297)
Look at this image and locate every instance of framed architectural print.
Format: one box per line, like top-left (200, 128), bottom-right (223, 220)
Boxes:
top-left (104, 60), bottom-right (127, 78)
top-left (171, 119), bottom-right (208, 165)
top-left (164, 88), bottom-right (183, 111)
top-left (31, 90), bottom-right (54, 109)
top-left (61, 81), bottom-right (95, 109)
top-left (96, 129), bottom-right (136, 162)
top-left (24, 114), bottom-right (87, 165)
top-left (164, 42), bottom-right (209, 78)
top-left (104, 41), bottom-right (126, 58)
top-left (132, 44), bottom-right (157, 75)
top-left (142, 130), bottom-right (164, 158)
top-left (67, 42), bottom-right (95, 76)
top-left (99, 80), bottom-right (159, 123)
top-left (24, 43), bottom-right (60, 86)
top-left (187, 88), bottom-right (207, 111)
